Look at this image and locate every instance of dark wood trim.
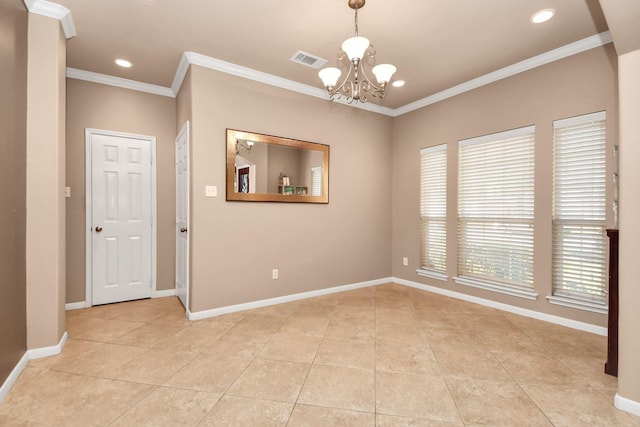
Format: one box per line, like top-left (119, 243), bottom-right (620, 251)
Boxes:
top-left (605, 229), bottom-right (619, 377)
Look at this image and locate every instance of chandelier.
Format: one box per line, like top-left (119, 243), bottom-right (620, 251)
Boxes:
top-left (235, 139), bottom-right (254, 155)
top-left (318, 0), bottom-right (396, 104)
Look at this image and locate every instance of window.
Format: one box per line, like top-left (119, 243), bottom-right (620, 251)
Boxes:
top-left (455, 126), bottom-right (537, 300)
top-left (550, 111), bottom-right (607, 313)
top-left (311, 167), bottom-right (322, 196)
top-left (419, 145), bottom-right (447, 279)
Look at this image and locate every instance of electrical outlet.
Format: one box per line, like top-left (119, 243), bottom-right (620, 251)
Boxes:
top-left (272, 269), bottom-right (279, 280)
top-left (402, 257), bottom-right (409, 266)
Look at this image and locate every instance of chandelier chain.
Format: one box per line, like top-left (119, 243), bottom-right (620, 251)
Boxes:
top-left (354, 6), bottom-right (359, 37)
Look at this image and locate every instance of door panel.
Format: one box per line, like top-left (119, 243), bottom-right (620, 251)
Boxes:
top-left (129, 235), bottom-right (143, 283)
top-left (91, 132), bottom-right (153, 305)
top-left (105, 236), bottom-right (118, 287)
top-left (175, 122), bottom-right (190, 309)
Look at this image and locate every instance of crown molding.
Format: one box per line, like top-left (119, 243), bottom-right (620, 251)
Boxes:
top-left (65, 30), bottom-right (612, 116)
top-left (66, 68), bottom-right (175, 98)
top-left (392, 31), bottom-right (613, 117)
top-left (175, 52), bottom-right (396, 116)
top-left (23, 0), bottom-right (76, 39)
top-left (171, 53), bottom-right (192, 96)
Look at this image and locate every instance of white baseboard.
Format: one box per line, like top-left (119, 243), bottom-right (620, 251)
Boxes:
top-left (65, 301), bottom-right (88, 310)
top-left (615, 393), bottom-right (640, 417)
top-left (65, 277), bottom-right (607, 333)
top-left (153, 289), bottom-right (177, 298)
top-left (27, 332), bottom-right (68, 360)
top-left (392, 276), bottom-right (608, 336)
top-left (186, 276), bottom-right (606, 335)
top-left (187, 277), bottom-right (393, 321)
top-left (0, 331), bottom-right (68, 404)
top-left (0, 352), bottom-right (29, 404)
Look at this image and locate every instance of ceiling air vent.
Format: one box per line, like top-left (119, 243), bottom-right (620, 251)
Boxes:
top-left (289, 50), bottom-right (327, 69)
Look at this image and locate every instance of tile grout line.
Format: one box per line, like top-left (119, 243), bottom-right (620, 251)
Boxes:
top-left (288, 298), bottom-right (339, 422)
top-left (411, 292), bottom-right (467, 425)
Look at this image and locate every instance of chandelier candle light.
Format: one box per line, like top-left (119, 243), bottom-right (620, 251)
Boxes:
top-left (318, 0), bottom-right (396, 104)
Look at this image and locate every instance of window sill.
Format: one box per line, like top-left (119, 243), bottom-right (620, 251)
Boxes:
top-left (546, 295), bottom-right (608, 315)
top-left (453, 276), bottom-right (538, 300)
top-left (416, 268), bottom-right (448, 281)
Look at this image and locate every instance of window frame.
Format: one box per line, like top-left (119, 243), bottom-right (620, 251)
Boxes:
top-left (418, 144), bottom-right (448, 280)
top-left (454, 125), bottom-right (538, 300)
top-left (548, 111), bottom-right (608, 314)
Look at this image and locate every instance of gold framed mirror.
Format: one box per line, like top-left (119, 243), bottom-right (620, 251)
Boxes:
top-left (226, 129), bottom-right (329, 203)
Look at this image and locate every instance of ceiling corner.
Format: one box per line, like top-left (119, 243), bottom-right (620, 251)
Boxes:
top-left (25, 0), bottom-right (76, 39)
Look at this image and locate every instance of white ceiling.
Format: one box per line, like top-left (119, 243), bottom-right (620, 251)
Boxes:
top-left (51, 0), bottom-right (609, 109)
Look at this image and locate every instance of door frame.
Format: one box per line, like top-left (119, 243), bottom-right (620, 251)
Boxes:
top-left (84, 128), bottom-right (158, 307)
top-left (175, 120), bottom-right (190, 311)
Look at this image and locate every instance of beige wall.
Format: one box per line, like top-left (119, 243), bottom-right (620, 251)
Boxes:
top-left (617, 48), bottom-right (640, 405)
top-left (0, 0), bottom-right (28, 385)
top-left (392, 45), bottom-right (618, 327)
top-left (65, 79), bottom-right (177, 303)
top-left (183, 65), bottom-right (393, 313)
top-left (25, 13), bottom-right (67, 349)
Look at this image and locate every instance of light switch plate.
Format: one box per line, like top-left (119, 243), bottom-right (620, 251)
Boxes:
top-left (64, 187), bottom-right (71, 198)
top-left (205, 185), bottom-right (217, 197)
top-left (402, 257), bottom-right (409, 266)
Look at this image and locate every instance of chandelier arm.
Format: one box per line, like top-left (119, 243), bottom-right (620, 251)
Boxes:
top-left (358, 79), bottom-right (370, 103)
top-left (334, 61), bottom-right (355, 95)
top-left (364, 45), bottom-right (377, 67)
top-left (326, 61), bottom-right (356, 103)
top-left (341, 79), bottom-right (356, 104)
top-left (357, 60), bottom-right (383, 93)
top-left (337, 50), bottom-right (347, 67)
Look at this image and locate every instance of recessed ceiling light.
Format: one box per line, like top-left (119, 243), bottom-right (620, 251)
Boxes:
top-left (392, 80), bottom-right (406, 88)
top-left (115, 58), bottom-right (133, 68)
top-left (530, 8), bottom-right (555, 24)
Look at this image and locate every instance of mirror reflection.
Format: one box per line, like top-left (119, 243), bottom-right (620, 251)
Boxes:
top-left (226, 129), bottom-right (329, 203)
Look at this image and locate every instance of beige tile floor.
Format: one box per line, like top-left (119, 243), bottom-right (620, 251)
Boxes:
top-left (1, 283), bottom-right (638, 426)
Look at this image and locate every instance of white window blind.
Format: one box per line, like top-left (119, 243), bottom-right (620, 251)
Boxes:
top-left (311, 167), bottom-right (322, 196)
top-left (552, 111), bottom-right (607, 307)
top-left (420, 145), bottom-right (447, 274)
top-left (457, 126), bottom-right (535, 292)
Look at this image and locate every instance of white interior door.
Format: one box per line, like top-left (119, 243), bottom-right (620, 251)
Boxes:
top-left (88, 130), bottom-right (155, 305)
top-left (175, 121), bottom-right (190, 309)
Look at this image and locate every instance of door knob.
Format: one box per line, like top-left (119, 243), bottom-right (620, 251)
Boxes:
top-left (95, 226), bottom-right (103, 232)
top-left (180, 227), bottom-right (188, 233)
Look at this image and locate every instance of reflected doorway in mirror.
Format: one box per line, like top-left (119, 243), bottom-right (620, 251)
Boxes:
top-left (238, 166), bottom-right (250, 193)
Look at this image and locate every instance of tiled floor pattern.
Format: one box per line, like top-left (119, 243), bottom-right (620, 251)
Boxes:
top-left (1, 283), bottom-right (638, 426)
